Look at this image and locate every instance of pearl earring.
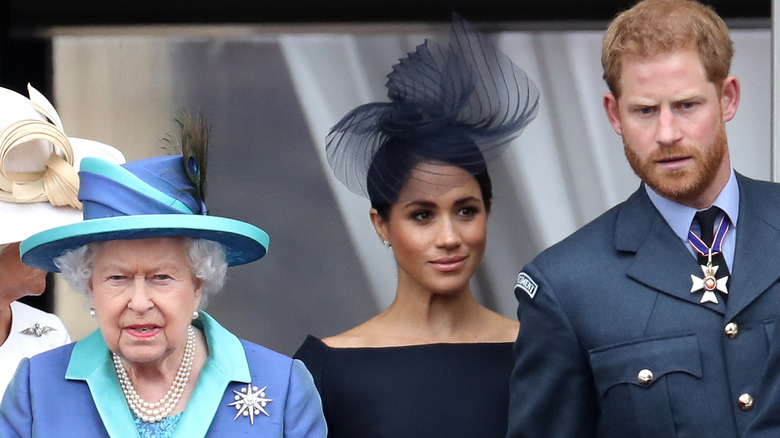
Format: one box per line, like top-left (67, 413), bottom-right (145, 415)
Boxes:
top-left (192, 311), bottom-right (199, 320)
top-left (89, 308), bottom-right (96, 318)
top-left (383, 240), bottom-right (390, 248)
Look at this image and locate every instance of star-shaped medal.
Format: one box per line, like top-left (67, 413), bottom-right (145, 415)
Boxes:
top-left (19, 323), bottom-right (57, 337)
top-left (228, 383), bottom-right (273, 425)
top-left (690, 264), bottom-right (728, 304)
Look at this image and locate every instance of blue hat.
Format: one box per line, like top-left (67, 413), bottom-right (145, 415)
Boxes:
top-left (20, 154), bottom-right (269, 272)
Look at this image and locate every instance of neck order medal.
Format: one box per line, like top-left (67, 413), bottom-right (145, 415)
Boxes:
top-left (688, 216), bottom-right (729, 304)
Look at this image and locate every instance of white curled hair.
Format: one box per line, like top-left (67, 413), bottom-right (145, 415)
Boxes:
top-left (54, 237), bottom-right (228, 309)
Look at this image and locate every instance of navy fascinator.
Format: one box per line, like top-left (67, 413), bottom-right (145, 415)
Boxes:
top-left (325, 14), bottom-right (540, 203)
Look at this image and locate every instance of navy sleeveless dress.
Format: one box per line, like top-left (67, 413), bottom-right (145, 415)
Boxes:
top-left (295, 335), bottom-right (514, 438)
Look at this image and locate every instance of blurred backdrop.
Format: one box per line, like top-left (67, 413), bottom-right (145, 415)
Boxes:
top-left (2, 3), bottom-right (772, 355)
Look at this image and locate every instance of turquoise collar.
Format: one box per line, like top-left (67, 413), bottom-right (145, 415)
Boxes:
top-left (66, 312), bottom-right (250, 437)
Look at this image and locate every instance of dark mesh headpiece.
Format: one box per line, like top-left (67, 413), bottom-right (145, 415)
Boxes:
top-left (326, 14), bottom-right (540, 203)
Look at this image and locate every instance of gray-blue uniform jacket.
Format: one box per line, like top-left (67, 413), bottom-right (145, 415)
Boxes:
top-left (507, 174), bottom-right (780, 438)
top-left (744, 321), bottom-right (780, 436)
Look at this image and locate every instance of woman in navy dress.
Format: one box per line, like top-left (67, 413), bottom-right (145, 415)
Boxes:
top-left (295, 16), bottom-right (539, 437)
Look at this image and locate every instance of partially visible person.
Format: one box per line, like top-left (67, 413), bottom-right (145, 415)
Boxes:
top-left (295, 16), bottom-right (539, 437)
top-left (0, 116), bottom-right (326, 437)
top-left (0, 84), bottom-right (125, 397)
top-left (508, 1), bottom-right (780, 437)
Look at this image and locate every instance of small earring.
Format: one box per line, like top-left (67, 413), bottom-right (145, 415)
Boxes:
top-left (383, 240), bottom-right (390, 248)
top-left (89, 308), bottom-right (96, 318)
top-left (192, 311), bottom-right (199, 320)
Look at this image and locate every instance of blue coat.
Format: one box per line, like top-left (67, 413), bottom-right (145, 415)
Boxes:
top-left (0, 312), bottom-right (327, 438)
top-left (507, 175), bottom-right (780, 438)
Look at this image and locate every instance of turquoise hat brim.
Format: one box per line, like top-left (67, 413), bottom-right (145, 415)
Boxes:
top-left (20, 214), bottom-right (269, 272)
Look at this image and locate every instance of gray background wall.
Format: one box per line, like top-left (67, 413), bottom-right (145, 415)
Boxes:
top-left (49, 24), bottom-right (770, 355)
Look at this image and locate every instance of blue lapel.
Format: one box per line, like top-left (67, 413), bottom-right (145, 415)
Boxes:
top-left (65, 330), bottom-right (140, 438)
top-left (618, 185), bottom-right (726, 314)
top-left (617, 176), bottom-right (780, 317)
top-left (726, 174), bottom-right (780, 320)
top-left (173, 312), bottom-right (251, 437)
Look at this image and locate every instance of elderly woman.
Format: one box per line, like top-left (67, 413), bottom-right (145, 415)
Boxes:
top-left (0, 85), bottom-right (124, 397)
top-left (294, 16), bottom-right (538, 437)
top-left (0, 118), bottom-right (326, 437)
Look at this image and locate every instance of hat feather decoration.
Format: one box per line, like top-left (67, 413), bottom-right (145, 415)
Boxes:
top-left (164, 111), bottom-right (209, 213)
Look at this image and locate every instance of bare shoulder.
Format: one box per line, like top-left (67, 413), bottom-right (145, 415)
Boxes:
top-left (321, 320), bottom-right (382, 348)
top-left (481, 310), bottom-right (520, 343)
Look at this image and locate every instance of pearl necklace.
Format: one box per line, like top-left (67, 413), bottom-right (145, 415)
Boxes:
top-left (113, 325), bottom-right (196, 423)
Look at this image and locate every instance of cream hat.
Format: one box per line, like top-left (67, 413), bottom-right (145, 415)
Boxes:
top-left (0, 84), bottom-right (125, 245)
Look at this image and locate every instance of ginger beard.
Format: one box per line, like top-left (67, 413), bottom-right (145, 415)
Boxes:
top-left (624, 122), bottom-right (728, 204)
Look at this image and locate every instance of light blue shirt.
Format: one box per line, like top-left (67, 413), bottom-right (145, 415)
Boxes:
top-left (645, 169), bottom-right (739, 269)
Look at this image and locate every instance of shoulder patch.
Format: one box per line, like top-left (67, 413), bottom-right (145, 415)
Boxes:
top-left (515, 272), bottom-right (538, 299)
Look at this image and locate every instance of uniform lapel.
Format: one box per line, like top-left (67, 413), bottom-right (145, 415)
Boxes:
top-left (725, 175), bottom-right (780, 320)
top-left (619, 186), bottom-right (726, 314)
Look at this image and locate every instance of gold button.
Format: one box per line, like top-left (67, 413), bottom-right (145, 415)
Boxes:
top-left (637, 369), bottom-right (654, 385)
top-left (738, 393), bottom-right (754, 411)
top-left (725, 322), bottom-right (739, 339)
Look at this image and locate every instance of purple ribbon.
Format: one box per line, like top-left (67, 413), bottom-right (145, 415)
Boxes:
top-left (688, 215), bottom-right (729, 258)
